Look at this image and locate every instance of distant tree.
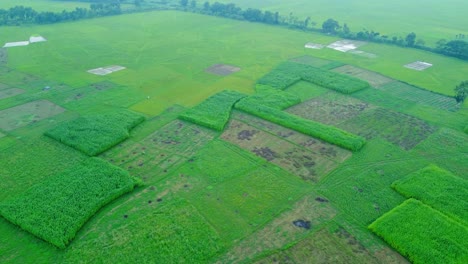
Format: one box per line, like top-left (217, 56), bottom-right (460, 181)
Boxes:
top-left (180, 0), bottom-right (188, 7)
top-left (342, 23), bottom-right (350, 35)
top-left (405, 32), bottom-right (416, 47)
top-left (416, 39), bottom-right (425, 47)
top-left (190, 0), bottom-right (197, 9)
top-left (303, 16), bottom-right (311, 29)
top-left (134, 0), bottom-right (143, 7)
top-left (322, 18), bottom-right (339, 34)
top-left (263, 11), bottom-right (275, 24)
top-left (455, 81), bottom-right (468, 103)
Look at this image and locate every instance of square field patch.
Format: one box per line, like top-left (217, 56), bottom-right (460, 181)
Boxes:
top-left (404, 61), bottom-right (432, 71)
top-left (205, 64), bottom-right (241, 76)
top-left (0, 100), bottom-right (65, 131)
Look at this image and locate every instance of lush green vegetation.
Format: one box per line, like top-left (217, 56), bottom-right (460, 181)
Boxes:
top-left (258, 62), bottom-right (370, 93)
top-left (235, 100), bottom-right (366, 151)
top-left (179, 90), bottom-right (246, 130)
top-left (0, 3), bottom-right (467, 263)
top-left (392, 165), bottom-right (468, 224)
top-left (369, 199), bottom-right (468, 264)
top-left (240, 85), bottom-right (301, 109)
top-left (45, 110), bottom-right (145, 156)
top-left (0, 158), bottom-right (139, 249)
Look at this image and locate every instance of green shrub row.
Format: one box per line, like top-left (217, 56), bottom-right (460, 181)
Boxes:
top-left (235, 100), bottom-right (366, 151)
top-left (45, 110), bottom-right (145, 156)
top-left (179, 90), bottom-right (246, 131)
top-left (257, 61), bottom-right (370, 93)
top-left (239, 85), bottom-right (301, 110)
top-left (369, 199), bottom-right (468, 264)
top-left (392, 165), bottom-right (467, 225)
top-left (0, 158), bottom-right (140, 249)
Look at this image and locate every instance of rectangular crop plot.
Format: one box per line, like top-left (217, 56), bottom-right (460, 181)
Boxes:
top-left (0, 100), bottom-right (65, 131)
top-left (0, 88), bottom-right (25, 100)
top-left (0, 158), bottom-right (139, 249)
top-left (179, 90), bottom-right (246, 130)
top-left (144, 120), bottom-right (217, 158)
top-left (46, 110), bottom-right (145, 156)
top-left (222, 119), bottom-right (342, 182)
top-left (205, 64), bottom-right (241, 76)
top-left (286, 92), bottom-right (375, 126)
top-left (339, 108), bottom-right (436, 150)
top-left (378, 82), bottom-right (459, 111)
top-left (240, 87), bottom-right (301, 110)
top-left (404, 61), bottom-right (432, 71)
top-left (332, 65), bottom-right (394, 87)
top-left (290, 55), bottom-right (343, 69)
top-left (233, 111), bottom-right (352, 163)
top-left (369, 199), bottom-right (468, 264)
top-left (392, 165), bottom-right (467, 225)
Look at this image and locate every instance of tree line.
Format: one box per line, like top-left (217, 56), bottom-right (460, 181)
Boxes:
top-left (177, 1), bottom-right (467, 61)
top-left (0, 3), bottom-right (121, 26)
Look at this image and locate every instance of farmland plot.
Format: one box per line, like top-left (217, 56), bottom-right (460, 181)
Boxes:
top-left (233, 111), bottom-right (352, 163)
top-left (0, 158), bottom-right (139, 249)
top-left (333, 65), bottom-right (394, 87)
top-left (392, 165), bottom-right (468, 225)
top-left (289, 55), bottom-right (344, 69)
top-left (0, 100), bottom-right (65, 131)
top-left (222, 119), bottom-right (342, 182)
top-left (378, 82), bottom-right (459, 111)
top-left (339, 108), bottom-right (437, 150)
top-left (286, 92), bottom-right (375, 126)
top-left (369, 199), bottom-right (468, 264)
top-left (217, 194), bottom-right (337, 263)
top-left (143, 120), bottom-right (217, 157)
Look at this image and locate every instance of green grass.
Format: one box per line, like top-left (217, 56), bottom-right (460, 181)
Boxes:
top-left (235, 100), bottom-right (366, 151)
top-left (258, 62), bottom-right (370, 93)
top-left (45, 110), bottom-right (145, 156)
top-left (369, 199), bottom-right (468, 264)
top-left (240, 85), bottom-right (301, 109)
top-left (0, 158), bottom-right (139, 249)
top-left (0, 10), bottom-right (466, 116)
top-left (210, 0), bottom-right (468, 46)
top-left (179, 90), bottom-right (246, 130)
top-left (392, 165), bottom-right (468, 225)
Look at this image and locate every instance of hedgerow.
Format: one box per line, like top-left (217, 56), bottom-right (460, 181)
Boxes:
top-left (235, 100), bottom-right (366, 151)
top-left (0, 158), bottom-right (140, 249)
top-left (238, 85), bottom-right (301, 110)
top-left (45, 110), bottom-right (145, 156)
top-left (179, 90), bottom-right (246, 131)
top-left (257, 62), bottom-right (370, 93)
top-left (369, 199), bottom-right (468, 264)
top-left (392, 165), bottom-right (468, 225)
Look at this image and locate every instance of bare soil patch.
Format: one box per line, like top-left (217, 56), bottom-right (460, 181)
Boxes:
top-left (205, 64), bottom-right (240, 76)
top-left (0, 100), bottom-right (65, 131)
